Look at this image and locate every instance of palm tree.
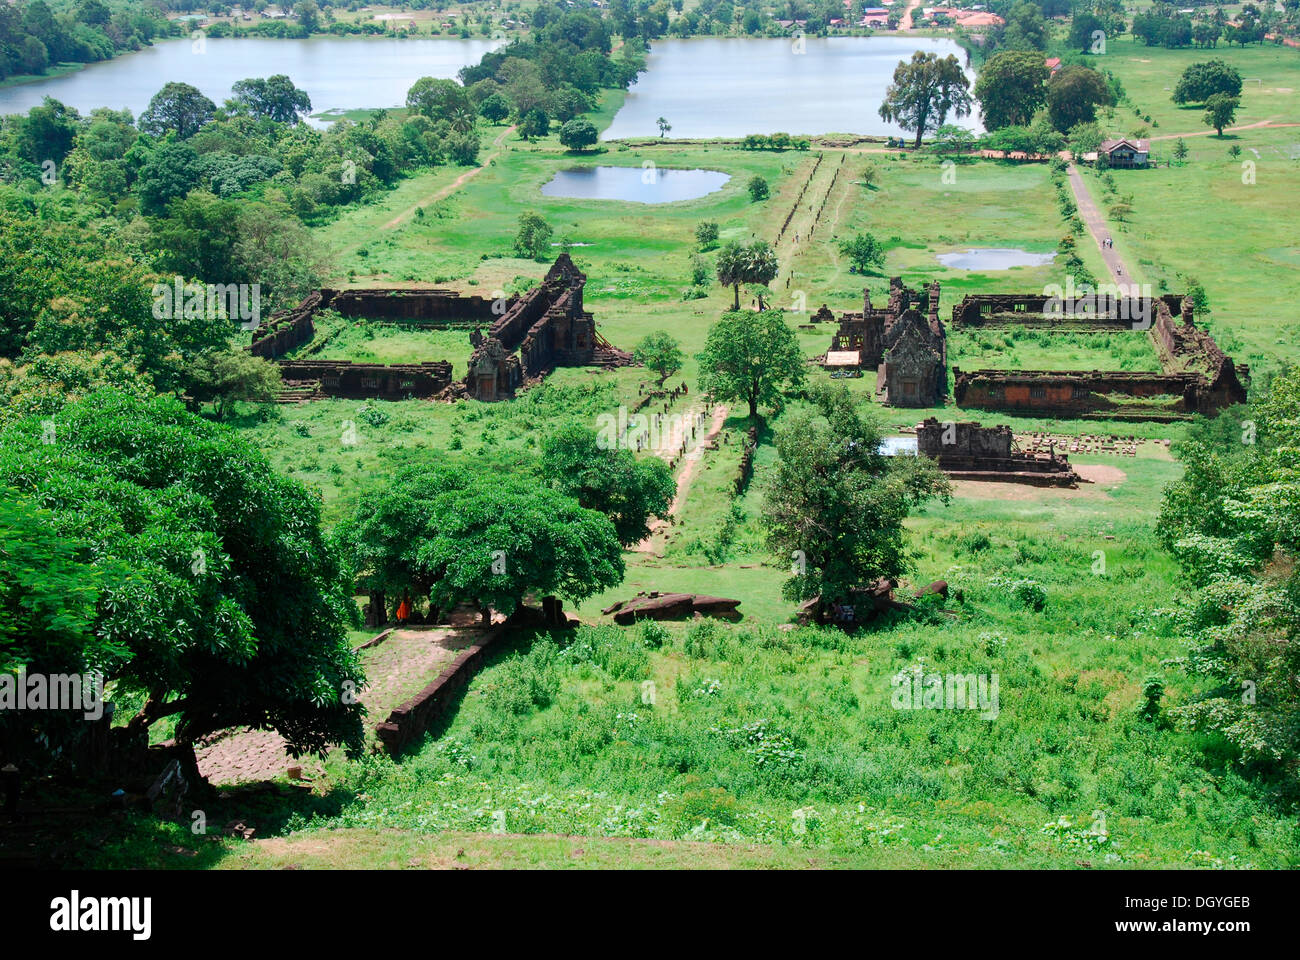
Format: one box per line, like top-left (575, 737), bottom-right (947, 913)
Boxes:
top-left (744, 240), bottom-right (779, 310)
top-left (715, 241), bottom-right (746, 310)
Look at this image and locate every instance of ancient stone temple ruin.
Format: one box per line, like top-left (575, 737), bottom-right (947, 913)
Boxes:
top-left (453, 253), bottom-right (631, 402)
top-left (821, 277), bottom-right (947, 407)
top-left (952, 294), bottom-right (1248, 421)
top-left (916, 417), bottom-right (1081, 487)
top-left (248, 254), bottom-right (629, 402)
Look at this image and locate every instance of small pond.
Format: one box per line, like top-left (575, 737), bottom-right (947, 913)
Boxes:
top-left (936, 248), bottom-right (1057, 270)
top-left (540, 166), bottom-right (730, 204)
top-left (878, 436), bottom-right (918, 456)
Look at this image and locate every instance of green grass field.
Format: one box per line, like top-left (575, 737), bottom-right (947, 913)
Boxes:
top-left (1069, 38), bottom-right (1300, 374)
top-left (176, 38), bottom-right (1300, 869)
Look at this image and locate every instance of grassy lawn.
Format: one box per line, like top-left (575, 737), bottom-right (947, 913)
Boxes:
top-left (1095, 37), bottom-right (1300, 135)
top-left (182, 39), bottom-right (1300, 869)
top-left (309, 323), bottom-right (476, 376)
top-left (948, 327), bottom-right (1165, 373)
top-left (1069, 38), bottom-right (1300, 374)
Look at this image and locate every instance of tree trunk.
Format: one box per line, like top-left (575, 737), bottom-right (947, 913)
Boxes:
top-left (732, 284), bottom-right (740, 311)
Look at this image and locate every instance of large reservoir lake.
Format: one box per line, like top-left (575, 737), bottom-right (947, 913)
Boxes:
top-left (601, 37), bottom-right (980, 140)
top-left (0, 37), bottom-right (502, 124)
top-left (1, 35), bottom-right (978, 141)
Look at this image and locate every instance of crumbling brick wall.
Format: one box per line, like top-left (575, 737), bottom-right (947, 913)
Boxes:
top-left (950, 293), bottom-right (1183, 329)
top-left (917, 418), bottom-right (1012, 458)
top-left (953, 367), bottom-right (1199, 419)
top-left (915, 417), bottom-right (1079, 485)
top-left (278, 360), bottom-right (453, 399)
top-left (250, 255), bottom-right (618, 404)
top-left (946, 292), bottom-right (1247, 420)
top-left (459, 253), bottom-right (600, 401)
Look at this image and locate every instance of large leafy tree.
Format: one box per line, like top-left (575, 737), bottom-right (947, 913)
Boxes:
top-left (559, 117), bottom-right (599, 152)
top-left (697, 309), bottom-right (806, 421)
top-left (1203, 93), bottom-right (1238, 136)
top-left (0, 494), bottom-right (107, 770)
top-left (1046, 64), bottom-right (1113, 133)
top-left (11, 96), bottom-right (80, 166)
top-left (1158, 372), bottom-right (1300, 792)
top-left (632, 330), bottom-right (684, 386)
top-left (0, 390), bottom-right (366, 761)
top-left (998, 1), bottom-right (1049, 52)
top-left (762, 383), bottom-right (949, 617)
top-left (974, 50), bottom-right (1048, 130)
top-left (18, 231), bottom-right (229, 396)
top-left (539, 423), bottom-right (674, 547)
top-left (139, 82), bottom-right (217, 140)
top-left (405, 76), bottom-right (472, 126)
top-left (229, 75), bottom-right (313, 125)
top-left (1172, 60), bottom-right (1243, 105)
top-left (878, 51), bottom-right (972, 149)
top-left (136, 139), bottom-right (201, 216)
top-left (232, 196), bottom-right (333, 310)
top-left (184, 348), bottom-right (282, 420)
top-left (337, 466), bottom-right (625, 619)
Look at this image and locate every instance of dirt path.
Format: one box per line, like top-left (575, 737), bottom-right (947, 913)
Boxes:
top-left (900, 0), bottom-right (924, 30)
top-left (632, 404), bottom-right (730, 554)
top-left (1065, 161), bottom-right (1133, 282)
top-left (1150, 119), bottom-right (1300, 142)
top-left (383, 124), bottom-right (517, 230)
top-left (774, 154), bottom-right (844, 289)
top-left (194, 627), bottom-right (476, 786)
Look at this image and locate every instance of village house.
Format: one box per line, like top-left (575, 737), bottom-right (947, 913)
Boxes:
top-left (1092, 138), bottom-right (1151, 168)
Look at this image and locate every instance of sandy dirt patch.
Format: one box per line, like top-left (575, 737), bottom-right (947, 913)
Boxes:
top-left (949, 463), bottom-right (1126, 501)
top-left (195, 627), bottom-right (475, 786)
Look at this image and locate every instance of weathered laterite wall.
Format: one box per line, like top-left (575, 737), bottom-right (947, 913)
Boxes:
top-left (916, 417), bottom-right (1080, 486)
top-left (951, 296), bottom-right (1248, 420)
top-left (374, 626), bottom-right (504, 754)
top-left (277, 359), bottom-right (453, 400)
top-left (253, 255), bottom-right (630, 403)
top-left (951, 293), bottom-right (1185, 329)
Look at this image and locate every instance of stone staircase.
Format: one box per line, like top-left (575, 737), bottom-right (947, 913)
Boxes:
top-left (276, 379), bottom-right (322, 404)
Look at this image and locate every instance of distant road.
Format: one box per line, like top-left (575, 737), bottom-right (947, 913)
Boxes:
top-left (900, 0), bottom-right (924, 30)
top-left (1065, 162), bottom-right (1134, 282)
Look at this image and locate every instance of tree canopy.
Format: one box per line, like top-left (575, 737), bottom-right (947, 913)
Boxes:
top-left (632, 330), bottom-right (684, 386)
top-left (762, 383), bottom-right (949, 618)
top-left (139, 82), bottom-right (217, 139)
top-left (229, 75), bottom-right (313, 125)
top-left (878, 51), bottom-right (972, 149)
top-left (0, 389), bottom-right (366, 758)
top-left (1046, 65), bottom-right (1113, 133)
top-left (974, 50), bottom-right (1049, 131)
top-left (697, 309), bottom-right (806, 421)
top-left (1173, 60), bottom-right (1244, 105)
top-left (539, 422), bottom-right (674, 547)
top-left (1158, 370), bottom-right (1300, 792)
top-left (337, 465), bottom-right (626, 617)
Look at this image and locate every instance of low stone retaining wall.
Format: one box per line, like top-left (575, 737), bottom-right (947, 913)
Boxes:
top-left (374, 625), bottom-right (504, 754)
top-left (734, 425), bottom-right (758, 495)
